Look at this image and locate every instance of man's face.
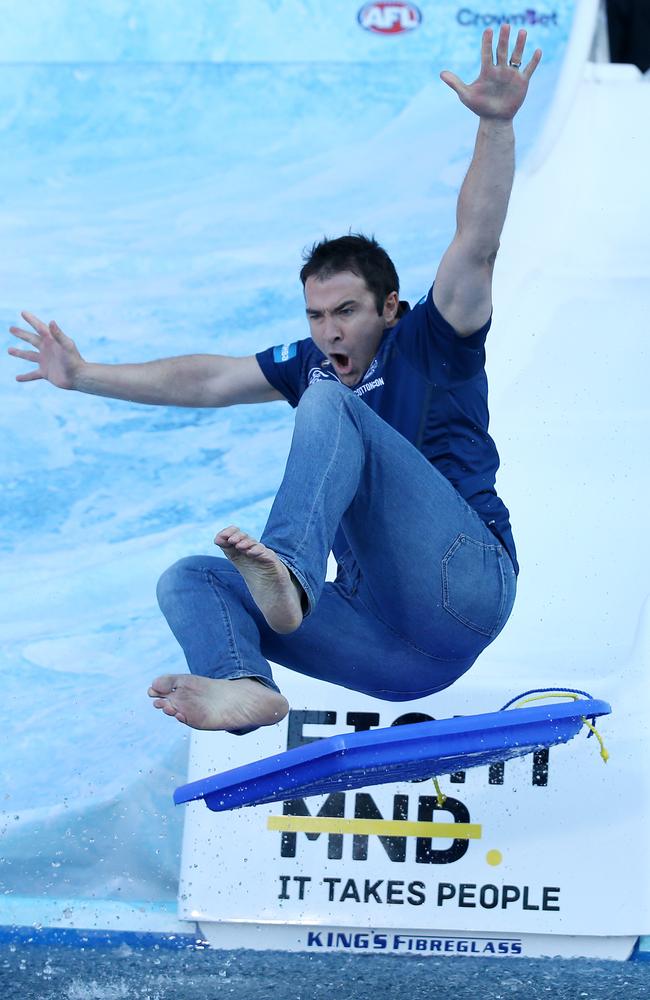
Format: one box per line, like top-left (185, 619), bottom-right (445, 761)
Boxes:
top-left (304, 271), bottom-right (399, 387)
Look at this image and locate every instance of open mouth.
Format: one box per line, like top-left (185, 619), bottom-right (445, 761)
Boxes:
top-left (329, 352), bottom-right (354, 376)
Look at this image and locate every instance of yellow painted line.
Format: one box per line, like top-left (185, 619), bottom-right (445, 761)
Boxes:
top-left (267, 816), bottom-right (482, 839)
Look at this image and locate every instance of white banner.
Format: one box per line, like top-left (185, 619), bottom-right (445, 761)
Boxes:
top-left (178, 640), bottom-right (650, 940)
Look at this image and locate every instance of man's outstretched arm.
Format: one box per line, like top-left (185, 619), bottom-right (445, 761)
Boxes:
top-left (433, 25), bottom-right (541, 337)
top-left (8, 311), bottom-right (283, 407)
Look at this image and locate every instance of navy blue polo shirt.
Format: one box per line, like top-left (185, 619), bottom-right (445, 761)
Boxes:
top-left (256, 287), bottom-right (518, 573)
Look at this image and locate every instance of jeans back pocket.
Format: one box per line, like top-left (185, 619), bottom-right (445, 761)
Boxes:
top-left (441, 533), bottom-right (509, 638)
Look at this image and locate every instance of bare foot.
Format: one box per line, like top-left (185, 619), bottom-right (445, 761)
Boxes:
top-left (148, 674), bottom-right (289, 732)
top-left (214, 525), bottom-right (304, 634)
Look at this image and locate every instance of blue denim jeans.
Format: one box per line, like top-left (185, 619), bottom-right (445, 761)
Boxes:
top-left (157, 380), bottom-right (517, 702)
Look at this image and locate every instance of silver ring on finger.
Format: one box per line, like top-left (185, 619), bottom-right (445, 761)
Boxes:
top-left (509, 59), bottom-right (522, 69)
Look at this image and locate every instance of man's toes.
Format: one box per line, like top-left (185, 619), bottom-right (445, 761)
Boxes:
top-left (151, 696), bottom-right (187, 724)
top-left (246, 541), bottom-right (266, 557)
top-left (236, 537), bottom-right (259, 554)
top-left (163, 702), bottom-right (187, 724)
top-left (215, 525), bottom-right (239, 545)
top-left (148, 674), bottom-right (178, 696)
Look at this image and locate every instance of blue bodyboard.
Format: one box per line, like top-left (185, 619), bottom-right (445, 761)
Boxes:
top-left (174, 698), bottom-right (611, 813)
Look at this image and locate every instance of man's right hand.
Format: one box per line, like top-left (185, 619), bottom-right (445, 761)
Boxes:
top-left (9, 311), bottom-right (84, 389)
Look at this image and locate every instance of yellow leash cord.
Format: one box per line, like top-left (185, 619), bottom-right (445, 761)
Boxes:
top-left (432, 689), bottom-right (609, 805)
top-left (504, 691), bottom-right (609, 764)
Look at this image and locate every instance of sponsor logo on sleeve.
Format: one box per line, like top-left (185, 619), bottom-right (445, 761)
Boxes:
top-left (358, 3), bottom-right (422, 34)
top-left (273, 343), bottom-right (298, 363)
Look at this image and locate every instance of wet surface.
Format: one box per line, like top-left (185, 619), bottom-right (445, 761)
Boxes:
top-left (1, 944), bottom-right (650, 1000)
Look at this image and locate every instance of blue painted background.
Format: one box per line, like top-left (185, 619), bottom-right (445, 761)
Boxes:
top-left (0, 0), bottom-right (574, 908)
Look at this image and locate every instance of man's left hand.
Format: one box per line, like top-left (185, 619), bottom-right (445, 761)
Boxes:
top-left (441, 25), bottom-right (542, 121)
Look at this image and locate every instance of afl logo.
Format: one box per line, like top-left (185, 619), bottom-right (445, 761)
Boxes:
top-left (358, 2), bottom-right (422, 34)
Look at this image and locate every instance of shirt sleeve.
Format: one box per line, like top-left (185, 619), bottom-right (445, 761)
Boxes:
top-left (394, 287), bottom-right (491, 387)
top-left (256, 340), bottom-right (310, 408)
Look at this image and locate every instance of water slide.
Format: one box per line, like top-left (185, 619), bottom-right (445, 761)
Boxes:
top-left (1, 0), bottom-right (648, 959)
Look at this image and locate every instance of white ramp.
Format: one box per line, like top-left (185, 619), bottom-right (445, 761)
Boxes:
top-left (490, 56), bottom-right (650, 696)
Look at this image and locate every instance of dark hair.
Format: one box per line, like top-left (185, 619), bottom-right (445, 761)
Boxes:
top-left (300, 234), bottom-right (399, 316)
